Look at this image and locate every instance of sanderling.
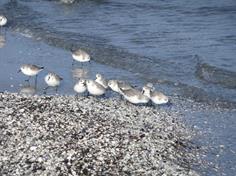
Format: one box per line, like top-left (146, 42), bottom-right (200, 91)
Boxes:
top-left (120, 87), bottom-right (149, 104)
top-left (71, 48), bottom-right (90, 65)
top-left (108, 80), bottom-right (132, 94)
top-left (18, 64), bottom-right (44, 82)
top-left (95, 73), bottom-right (108, 89)
top-left (60, 0), bottom-right (75, 4)
top-left (86, 79), bottom-right (106, 96)
top-left (44, 72), bottom-right (63, 92)
top-left (74, 79), bottom-right (87, 95)
top-left (142, 86), bottom-right (169, 105)
top-left (0, 15), bottom-right (7, 28)
top-left (145, 82), bottom-right (155, 91)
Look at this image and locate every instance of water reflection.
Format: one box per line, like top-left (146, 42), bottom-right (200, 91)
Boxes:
top-left (0, 34), bottom-right (6, 48)
top-left (72, 67), bottom-right (89, 80)
top-left (19, 85), bottom-right (36, 96)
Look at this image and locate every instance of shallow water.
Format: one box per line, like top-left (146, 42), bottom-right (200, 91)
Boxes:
top-left (0, 31), bottom-right (143, 95)
top-left (0, 0), bottom-right (236, 175)
top-left (1, 0), bottom-right (236, 105)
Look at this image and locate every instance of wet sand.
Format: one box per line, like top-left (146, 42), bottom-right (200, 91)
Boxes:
top-left (0, 31), bottom-right (144, 95)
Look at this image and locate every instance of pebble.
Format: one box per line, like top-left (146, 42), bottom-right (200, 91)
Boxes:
top-left (0, 92), bottom-right (201, 175)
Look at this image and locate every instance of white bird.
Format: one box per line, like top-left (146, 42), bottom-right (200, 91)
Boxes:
top-left (60, 0), bottom-right (75, 4)
top-left (44, 72), bottom-right (63, 92)
top-left (145, 82), bottom-right (155, 91)
top-left (108, 80), bottom-right (133, 94)
top-left (86, 79), bottom-right (106, 96)
top-left (71, 48), bottom-right (90, 65)
top-left (142, 86), bottom-right (169, 105)
top-left (18, 64), bottom-right (44, 82)
top-left (0, 15), bottom-right (7, 28)
top-left (74, 79), bottom-right (87, 95)
top-left (120, 87), bottom-right (149, 104)
top-left (95, 73), bottom-right (108, 89)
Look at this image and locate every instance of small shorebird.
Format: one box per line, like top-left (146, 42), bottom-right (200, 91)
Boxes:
top-left (44, 72), bottom-right (63, 93)
top-left (71, 48), bottom-right (91, 66)
top-left (60, 0), bottom-right (75, 4)
top-left (120, 87), bottom-right (149, 104)
top-left (95, 73), bottom-right (108, 89)
top-left (86, 79), bottom-right (106, 96)
top-left (18, 64), bottom-right (44, 82)
top-left (108, 80), bottom-right (133, 94)
top-left (74, 79), bottom-right (87, 95)
top-left (142, 86), bottom-right (169, 105)
top-left (0, 15), bottom-right (7, 28)
top-left (145, 82), bottom-right (155, 91)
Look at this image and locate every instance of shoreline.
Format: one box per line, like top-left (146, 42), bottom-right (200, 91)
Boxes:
top-left (0, 93), bottom-right (200, 175)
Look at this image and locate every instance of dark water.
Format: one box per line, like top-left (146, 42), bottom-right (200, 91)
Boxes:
top-left (0, 0), bottom-right (236, 175)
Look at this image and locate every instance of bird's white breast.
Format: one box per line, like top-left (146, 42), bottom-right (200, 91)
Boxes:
top-left (87, 83), bottom-right (105, 96)
top-left (21, 67), bottom-right (39, 76)
top-left (72, 53), bottom-right (90, 62)
top-left (74, 83), bottom-right (86, 93)
top-left (45, 75), bottom-right (60, 87)
top-left (0, 17), bottom-right (7, 26)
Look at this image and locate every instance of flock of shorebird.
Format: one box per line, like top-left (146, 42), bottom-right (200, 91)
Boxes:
top-left (1, 14), bottom-right (169, 106)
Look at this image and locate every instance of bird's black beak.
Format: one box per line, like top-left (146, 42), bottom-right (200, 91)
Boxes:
top-left (17, 69), bottom-right (21, 73)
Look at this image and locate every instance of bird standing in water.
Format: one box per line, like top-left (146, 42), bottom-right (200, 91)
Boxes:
top-left (44, 72), bottom-right (63, 93)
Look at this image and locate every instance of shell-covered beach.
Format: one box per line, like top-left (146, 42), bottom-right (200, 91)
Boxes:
top-left (0, 93), bottom-right (201, 175)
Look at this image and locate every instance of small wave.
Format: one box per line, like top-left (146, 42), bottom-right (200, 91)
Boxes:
top-left (1, 1), bottom-right (236, 109)
top-left (196, 62), bottom-right (236, 89)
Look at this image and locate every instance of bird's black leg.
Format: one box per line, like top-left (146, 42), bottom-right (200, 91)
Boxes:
top-left (75, 93), bottom-right (80, 100)
top-left (55, 86), bottom-right (58, 93)
top-left (35, 75), bottom-right (38, 88)
top-left (72, 59), bottom-right (75, 66)
top-left (166, 101), bottom-right (173, 107)
top-left (86, 91), bottom-right (89, 97)
top-left (43, 86), bottom-right (49, 94)
top-left (25, 76), bottom-right (31, 82)
top-left (4, 27), bottom-right (6, 37)
top-left (148, 101), bottom-right (153, 107)
top-left (101, 94), bottom-right (106, 99)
